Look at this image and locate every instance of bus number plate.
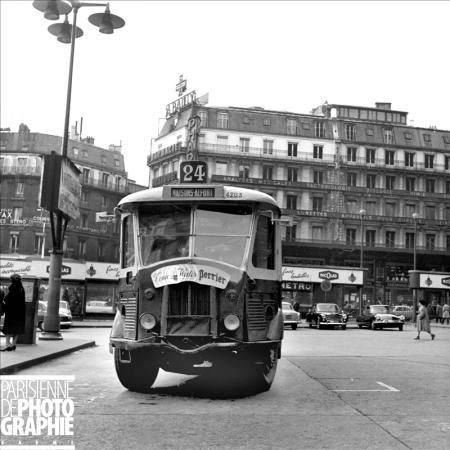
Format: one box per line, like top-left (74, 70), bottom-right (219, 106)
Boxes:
top-left (180, 161), bottom-right (208, 183)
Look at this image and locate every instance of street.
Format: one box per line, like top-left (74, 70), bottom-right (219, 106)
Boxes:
top-left (4, 323), bottom-right (450, 450)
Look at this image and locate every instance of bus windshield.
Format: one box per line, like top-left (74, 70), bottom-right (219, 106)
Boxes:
top-left (138, 204), bottom-right (252, 267)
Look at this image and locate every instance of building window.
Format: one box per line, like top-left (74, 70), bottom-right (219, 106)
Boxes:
top-left (366, 148), bottom-right (375, 164)
top-left (288, 142), bottom-right (298, 157)
top-left (385, 150), bottom-right (395, 165)
top-left (217, 135), bottom-right (228, 149)
top-left (12, 207), bottom-right (23, 221)
top-left (425, 206), bottom-right (435, 220)
top-left (404, 132), bottom-right (412, 140)
top-left (312, 197), bottom-right (323, 212)
top-left (78, 240), bottom-right (86, 258)
top-left (383, 128), bottom-right (393, 144)
top-left (82, 190), bottom-right (89, 203)
top-left (405, 232), bottom-right (415, 249)
top-left (346, 199), bottom-right (357, 213)
top-left (424, 154), bottom-right (434, 169)
top-left (425, 179), bottom-right (435, 193)
top-left (263, 140), bottom-right (273, 155)
top-left (9, 233), bottom-right (19, 253)
top-left (286, 195), bottom-right (297, 210)
top-left (347, 173), bottom-right (357, 187)
top-left (286, 225), bottom-right (296, 241)
top-left (366, 174), bottom-right (376, 189)
top-left (446, 181), bottom-right (450, 194)
top-left (347, 147), bottom-right (357, 162)
top-left (425, 234), bottom-right (435, 250)
top-left (312, 226), bottom-right (323, 240)
top-left (385, 202), bottom-right (396, 216)
top-left (365, 201), bottom-right (377, 215)
top-left (405, 177), bottom-right (415, 192)
top-left (16, 182), bottom-right (24, 196)
top-left (287, 167), bottom-right (297, 182)
top-left (405, 152), bottom-right (415, 167)
top-left (18, 157), bottom-right (27, 166)
top-left (385, 231), bottom-right (395, 248)
top-left (262, 166), bottom-right (273, 180)
top-left (98, 242), bottom-right (105, 259)
top-left (239, 137), bottom-right (250, 153)
top-left (386, 176), bottom-right (396, 190)
top-left (287, 119), bottom-right (297, 135)
top-left (114, 159), bottom-right (120, 167)
top-left (423, 133), bottom-right (431, 143)
top-left (102, 195), bottom-right (107, 208)
top-left (345, 124), bottom-right (355, 141)
top-left (73, 147), bottom-right (79, 157)
top-left (239, 165), bottom-right (249, 178)
top-left (445, 156), bottom-right (450, 170)
top-left (82, 150), bottom-right (88, 159)
top-left (115, 176), bottom-right (122, 190)
top-left (198, 110), bottom-right (208, 127)
top-left (446, 207), bottom-right (450, 220)
top-left (263, 118), bottom-right (271, 126)
top-left (313, 145), bottom-right (323, 159)
top-left (217, 112), bottom-right (229, 129)
top-left (366, 230), bottom-right (376, 247)
top-left (314, 122), bottom-right (325, 138)
top-left (81, 214), bottom-right (88, 228)
top-left (346, 229), bottom-right (356, 245)
top-left (404, 204), bottom-right (417, 218)
top-left (102, 173), bottom-right (109, 186)
top-left (215, 161), bottom-right (228, 176)
top-left (82, 168), bottom-right (90, 183)
top-left (447, 235), bottom-right (450, 250)
top-left (313, 171), bottom-right (323, 184)
top-left (101, 155), bottom-right (107, 165)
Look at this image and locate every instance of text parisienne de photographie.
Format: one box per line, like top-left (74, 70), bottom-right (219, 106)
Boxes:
top-left (0, 375), bottom-right (75, 449)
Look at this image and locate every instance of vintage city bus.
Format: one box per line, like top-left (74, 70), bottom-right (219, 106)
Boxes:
top-left (109, 183), bottom-right (285, 393)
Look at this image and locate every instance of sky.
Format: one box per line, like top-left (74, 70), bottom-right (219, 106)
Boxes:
top-left (1, 0), bottom-right (450, 186)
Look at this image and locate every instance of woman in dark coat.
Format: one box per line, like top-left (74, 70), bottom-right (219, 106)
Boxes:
top-left (1, 274), bottom-right (25, 351)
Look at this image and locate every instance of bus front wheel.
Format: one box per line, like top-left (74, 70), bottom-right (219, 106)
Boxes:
top-left (114, 348), bottom-right (159, 393)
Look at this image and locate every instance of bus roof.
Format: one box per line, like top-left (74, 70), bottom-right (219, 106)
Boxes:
top-left (118, 184), bottom-right (280, 209)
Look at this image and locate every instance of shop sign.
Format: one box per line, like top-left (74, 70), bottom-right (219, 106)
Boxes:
top-left (46, 265), bottom-right (71, 275)
top-left (319, 270), bottom-right (339, 281)
top-left (419, 273), bottom-right (450, 290)
top-left (282, 266), bottom-right (363, 285)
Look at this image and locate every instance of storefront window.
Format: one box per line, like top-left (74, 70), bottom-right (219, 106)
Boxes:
top-left (85, 282), bottom-right (118, 315)
top-left (38, 281), bottom-right (85, 316)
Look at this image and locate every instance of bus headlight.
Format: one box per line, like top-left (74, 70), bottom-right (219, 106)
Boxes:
top-left (224, 314), bottom-right (240, 331)
top-left (139, 313), bottom-right (157, 330)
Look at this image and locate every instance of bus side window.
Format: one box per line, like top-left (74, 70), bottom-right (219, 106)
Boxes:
top-left (122, 215), bottom-right (135, 268)
top-left (252, 215), bottom-right (275, 270)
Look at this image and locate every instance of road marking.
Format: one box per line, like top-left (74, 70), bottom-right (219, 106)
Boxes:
top-left (331, 381), bottom-right (399, 392)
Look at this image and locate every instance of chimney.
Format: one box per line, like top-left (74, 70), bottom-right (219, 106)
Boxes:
top-left (375, 102), bottom-right (391, 110)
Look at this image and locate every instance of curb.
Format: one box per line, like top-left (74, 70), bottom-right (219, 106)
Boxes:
top-left (0, 340), bottom-right (96, 375)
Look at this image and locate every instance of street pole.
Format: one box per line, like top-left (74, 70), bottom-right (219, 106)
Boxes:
top-left (412, 213), bottom-right (418, 317)
top-left (359, 209), bottom-right (366, 314)
top-left (34, 0), bottom-right (125, 340)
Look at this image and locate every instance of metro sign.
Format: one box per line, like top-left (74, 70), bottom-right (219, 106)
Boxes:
top-left (442, 277), bottom-right (450, 287)
top-left (319, 270), bottom-right (339, 281)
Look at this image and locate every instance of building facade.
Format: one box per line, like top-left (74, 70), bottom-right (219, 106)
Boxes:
top-left (147, 96), bottom-right (450, 313)
top-left (0, 123), bottom-right (145, 316)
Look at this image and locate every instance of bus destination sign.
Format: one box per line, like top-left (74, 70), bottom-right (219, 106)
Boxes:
top-left (171, 187), bottom-right (215, 198)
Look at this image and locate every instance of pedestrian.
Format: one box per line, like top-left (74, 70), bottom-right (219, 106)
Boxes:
top-left (0, 274), bottom-right (26, 351)
top-left (442, 304), bottom-right (450, 325)
top-left (435, 303), bottom-right (443, 324)
top-left (414, 299), bottom-right (435, 340)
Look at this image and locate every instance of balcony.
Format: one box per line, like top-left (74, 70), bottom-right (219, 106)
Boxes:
top-left (82, 177), bottom-right (127, 193)
top-left (152, 171), bottom-right (178, 187)
top-left (0, 165), bottom-right (42, 176)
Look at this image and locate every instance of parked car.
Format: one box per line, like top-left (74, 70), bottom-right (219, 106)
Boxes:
top-left (282, 302), bottom-right (301, 330)
top-left (356, 305), bottom-right (404, 331)
top-left (85, 300), bottom-right (113, 314)
top-left (391, 305), bottom-right (414, 321)
top-left (37, 300), bottom-right (73, 330)
top-left (306, 303), bottom-right (348, 330)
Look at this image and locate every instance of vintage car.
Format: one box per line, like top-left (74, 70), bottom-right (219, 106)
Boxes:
top-left (282, 301), bottom-right (301, 330)
top-left (37, 300), bottom-right (73, 330)
top-left (356, 305), bottom-right (404, 331)
top-left (306, 303), bottom-right (348, 330)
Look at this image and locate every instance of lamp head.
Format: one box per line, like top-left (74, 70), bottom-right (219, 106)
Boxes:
top-left (88, 4), bottom-right (125, 34)
top-left (359, 209), bottom-right (366, 216)
top-left (48, 15), bottom-right (84, 44)
top-left (412, 213), bottom-right (418, 219)
top-left (33, 0), bottom-right (72, 21)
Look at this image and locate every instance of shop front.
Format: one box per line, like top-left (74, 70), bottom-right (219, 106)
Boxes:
top-left (0, 256), bottom-right (119, 318)
top-left (282, 265), bottom-right (365, 318)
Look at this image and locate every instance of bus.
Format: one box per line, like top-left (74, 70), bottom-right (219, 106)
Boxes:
top-left (109, 183), bottom-right (285, 394)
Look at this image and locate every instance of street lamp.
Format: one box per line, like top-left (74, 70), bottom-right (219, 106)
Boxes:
top-left (359, 209), bottom-right (366, 314)
top-left (33, 0), bottom-right (125, 340)
top-left (412, 212), bottom-right (419, 315)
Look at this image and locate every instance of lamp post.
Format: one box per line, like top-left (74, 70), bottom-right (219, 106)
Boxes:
top-left (412, 212), bottom-right (418, 315)
top-left (33, 0), bottom-right (125, 340)
top-left (359, 209), bottom-right (366, 314)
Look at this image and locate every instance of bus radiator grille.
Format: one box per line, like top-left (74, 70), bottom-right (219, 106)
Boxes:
top-left (247, 298), bottom-right (267, 330)
top-left (169, 283), bottom-right (210, 316)
top-left (122, 298), bottom-right (137, 339)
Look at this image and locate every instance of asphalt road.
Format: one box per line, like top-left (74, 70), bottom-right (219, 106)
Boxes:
top-left (3, 323), bottom-right (449, 450)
